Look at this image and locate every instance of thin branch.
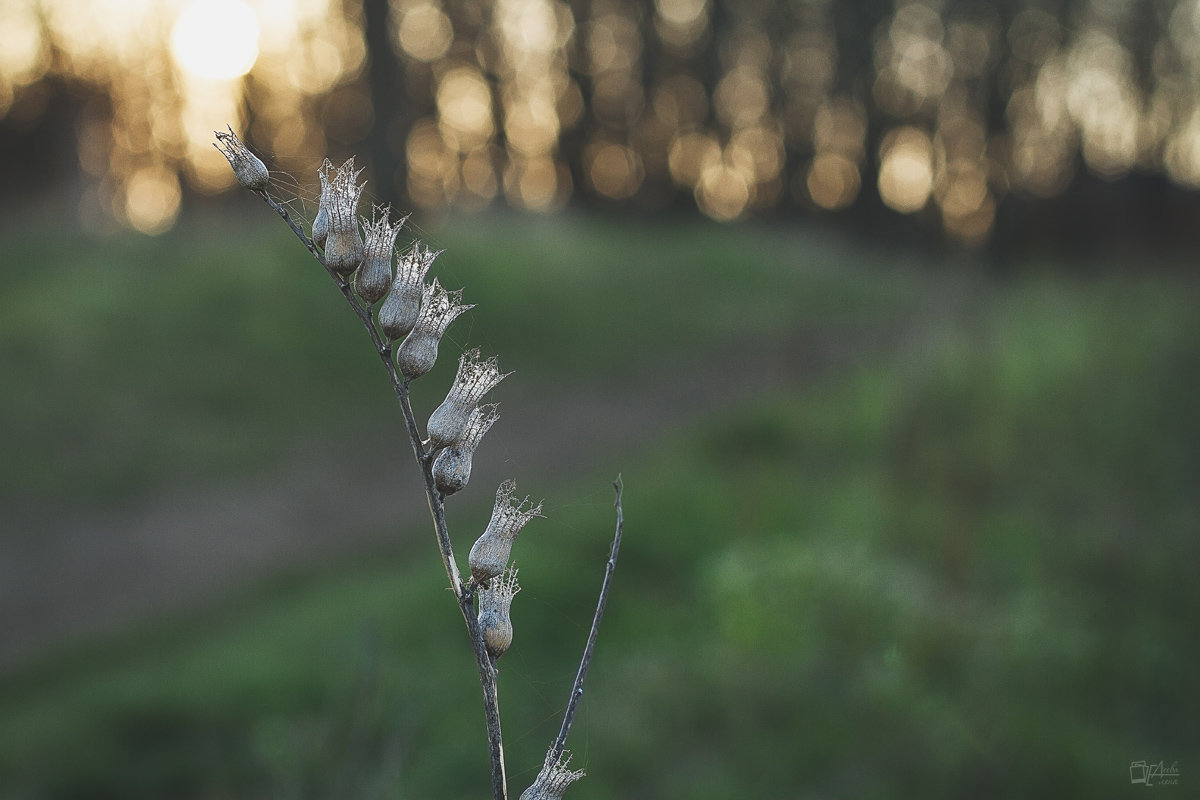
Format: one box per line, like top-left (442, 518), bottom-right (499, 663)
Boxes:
top-left (459, 591), bottom-right (508, 800)
top-left (551, 475), bottom-right (625, 761)
top-left (256, 189), bottom-right (323, 262)
top-left (253, 185), bottom-right (506, 800)
top-left (257, 191), bottom-right (392, 357)
top-left (403, 394), bottom-right (505, 799)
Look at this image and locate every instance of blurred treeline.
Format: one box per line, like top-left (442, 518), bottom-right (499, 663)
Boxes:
top-left (5, 0), bottom-right (1200, 254)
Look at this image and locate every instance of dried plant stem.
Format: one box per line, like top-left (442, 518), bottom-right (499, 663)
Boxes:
top-left (254, 187), bottom-right (508, 800)
top-left (551, 477), bottom-right (625, 762)
top-left (256, 189), bottom-right (323, 263)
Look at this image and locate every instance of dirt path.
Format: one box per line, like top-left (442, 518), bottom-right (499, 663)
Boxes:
top-left (0, 325), bottom-right (895, 669)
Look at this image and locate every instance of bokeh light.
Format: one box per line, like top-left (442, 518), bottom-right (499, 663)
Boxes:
top-left (807, 152), bottom-right (860, 211)
top-left (437, 67), bottom-right (494, 147)
top-left (0, 2), bottom-right (48, 88)
top-left (5, 0), bottom-right (1200, 240)
top-left (170, 0), bottom-right (260, 80)
top-left (394, 0), bottom-right (453, 62)
top-left (878, 126), bottom-right (934, 214)
top-left (587, 141), bottom-right (642, 200)
top-left (123, 164), bottom-right (182, 234)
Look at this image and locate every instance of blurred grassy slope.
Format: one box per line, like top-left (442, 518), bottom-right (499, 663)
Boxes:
top-left (0, 213), bottom-right (903, 514)
top-left (0, 234), bottom-right (1196, 799)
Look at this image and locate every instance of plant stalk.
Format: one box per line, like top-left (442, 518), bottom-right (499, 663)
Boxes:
top-left (256, 187), bottom-right (508, 800)
top-left (551, 476), bottom-right (625, 761)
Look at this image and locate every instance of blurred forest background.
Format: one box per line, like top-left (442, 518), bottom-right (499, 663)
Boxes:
top-left (1, 0), bottom-right (1197, 798)
top-left (7, 0), bottom-right (1200, 249)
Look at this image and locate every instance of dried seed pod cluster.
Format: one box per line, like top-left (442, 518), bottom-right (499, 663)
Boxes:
top-left (428, 348), bottom-right (511, 449)
top-left (379, 243), bottom-right (438, 341)
top-left (519, 752), bottom-right (585, 800)
top-left (311, 158), bottom-right (332, 249)
top-left (432, 403), bottom-right (500, 496)
top-left (296, 158), bottom-right (470, 390)
top-left (322, 157), bottom-right (366, 277)
top-left (213, 126), bottom-right (269, 191)
top-left (397, 279), bottom-right (474, 380)
top-left (215, 136), bottom-right (611, 800)
top-left (355, 205), bottom-right (401, 304)
top-left (469, 480), bottom-right (545, 584)
top-left (297, 152), bottom-right (548, 671)
top-left (478, 567), bottom-right (520, 658)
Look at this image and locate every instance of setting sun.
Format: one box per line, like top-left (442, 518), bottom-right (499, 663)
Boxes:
top-left (170, 0), bottom-right (260, 80)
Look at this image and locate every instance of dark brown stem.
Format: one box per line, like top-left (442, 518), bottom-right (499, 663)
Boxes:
top-left (551, 476), bottom-right (624, 761)
top-left (254, 186), bottom-right (507, 800)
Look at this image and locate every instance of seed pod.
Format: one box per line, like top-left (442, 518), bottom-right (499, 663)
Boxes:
top-left (354, 205), bottom-right (405, 304)
top-left (432, 404), bottom-right (499, 496)
top-left (213, 126), bottom-right (270, 191)
top-left (378, 242), bottom-right (439, 341)
top-left (468, 479), bottom-right (544, 583)
top-left (311, 158), bottom-right (332, 249)
top-left (427, 348), bottom-right (511, 449)
top-left (323, 157), bottom-right (365, 277)
top-left (478, 567), bottom-right (520, 658)
top-left (395, 279), bottom-right (474, 380)
top-left (519, 752), bottom-right (584, 800)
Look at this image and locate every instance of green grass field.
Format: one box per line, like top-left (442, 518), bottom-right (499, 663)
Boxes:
top-left (0, 215), bottom-right (1196, 799)
top-left (0, 212), bottom-right (906, 512)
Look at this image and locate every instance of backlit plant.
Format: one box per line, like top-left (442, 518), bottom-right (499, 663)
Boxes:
top-left (215, 127), bottom-right (624, 800)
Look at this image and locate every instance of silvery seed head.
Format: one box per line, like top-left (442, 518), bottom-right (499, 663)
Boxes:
top-left (427, 348), bottom-right (511, 449)
top-left (431, 403), bottom-right (499, 496)
top-left (478, 567), bottom-right (520, 658)
top-left (519, 752), bottom-right (584, 800)
top-left (468, 478), bottom-right (544, 583)
top-left (311, 158), bottom-right (333, 249)
top-left (354, 205), bottom-right (405, 304)
top-left (395, 279), bottom-right (474, 380)
top-left (213, 126), bottom-right (269, 191)
top-left (378, 241), bottom-right (440, 342)
top-left (323, 157), bottom-right (365, 277)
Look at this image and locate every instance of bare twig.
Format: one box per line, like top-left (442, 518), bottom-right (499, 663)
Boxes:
top-left (551, 476), bottom-right (625, 761)
top-left (252, 185), bottom-right (507, 800)
top-left (256, 189), bottom-right (324, 263)
top-left (460, 590), bottom-right (508, 800)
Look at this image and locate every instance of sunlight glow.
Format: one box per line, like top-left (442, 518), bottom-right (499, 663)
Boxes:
top-left (0, 4), bottom-right (48, 84)
top-left (123, 165), bottom-right (181, 235)
top-left (654, 0), bottom-right (708, 50)
top-left (878, 127), bottom-right (934, 214)
top-left (395, 0), bottom-right (453, 62)
top-left (14, 0), bottom-right (1200, 241)
top-left (171, 0), bottom-right (260, 80)
top-left (437, 67), bottom-right (495, 146)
